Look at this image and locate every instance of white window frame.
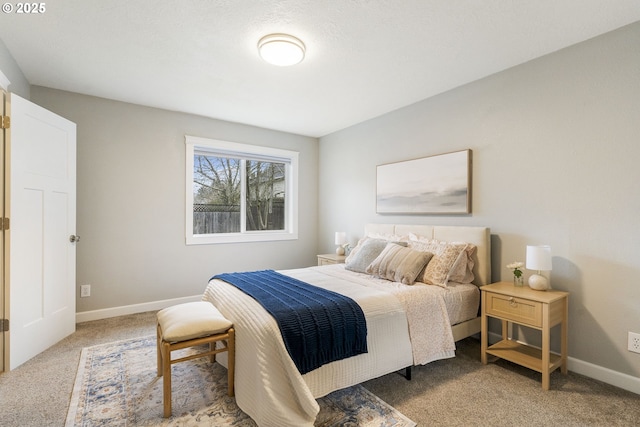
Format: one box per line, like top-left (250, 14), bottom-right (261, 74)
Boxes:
top-left (185, 135), bottom-right (298, 244)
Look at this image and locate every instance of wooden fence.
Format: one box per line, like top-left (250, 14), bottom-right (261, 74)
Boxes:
top-left (193, 202), bottom-right (284, 234)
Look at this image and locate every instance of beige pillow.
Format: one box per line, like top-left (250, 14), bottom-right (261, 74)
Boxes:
top-left (421, 243), bottom-right (469, 287)
top-left (366, 243), bottom-right (433, 285)
top-left (447, 244), bottom-right (476, 283)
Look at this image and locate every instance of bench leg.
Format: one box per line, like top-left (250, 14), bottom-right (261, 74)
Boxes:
top-left (156, 324), bottom-right (162, 377)
top-left (228, 328), bottom-right (235, 397)
top-left (162, 341), bottom-right (172, 418)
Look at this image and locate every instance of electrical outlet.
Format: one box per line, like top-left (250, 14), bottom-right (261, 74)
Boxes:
top-left (80, 284), bottom-right (91, 298)
top-left (629, 332), bottom-right (640, 354)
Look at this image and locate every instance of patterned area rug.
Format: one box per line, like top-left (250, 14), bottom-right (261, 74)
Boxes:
top-left (65, 336), bottom-right (416, 426)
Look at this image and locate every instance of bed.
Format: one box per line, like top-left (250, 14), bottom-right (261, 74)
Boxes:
top-left (202, 223), bottom-right (491, 426)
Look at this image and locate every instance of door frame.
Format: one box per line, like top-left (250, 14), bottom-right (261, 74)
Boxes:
top-left (0, 89), bottom-right (6, 373)
top-left (0, 68), bottom-right (10, 372)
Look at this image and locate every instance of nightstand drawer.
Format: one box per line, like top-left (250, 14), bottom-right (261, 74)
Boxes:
top-left (317, 254), bottom-right (346, 266)
top-left (485, 292), bottom-right (542, 328)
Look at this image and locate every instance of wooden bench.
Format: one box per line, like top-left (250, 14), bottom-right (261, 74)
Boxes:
top-left (156, 301), bottom-right (235, 417)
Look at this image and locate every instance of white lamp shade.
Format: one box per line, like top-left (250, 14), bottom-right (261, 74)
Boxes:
top-left (258, 34), bottom-right (305, 66)
top-left (526, 245), bottom-right (552, 271)
top-left (334, 232), bottom-right (347, 246)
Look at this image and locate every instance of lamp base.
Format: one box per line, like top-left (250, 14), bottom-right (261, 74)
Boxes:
top-left (528, 274), bottom-right (548, 291)
top-left (336, 246), bottom-right (345, 255)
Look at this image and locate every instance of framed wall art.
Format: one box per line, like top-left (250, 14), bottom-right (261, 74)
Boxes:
top-left (376, 149), bottom-right (471, 214)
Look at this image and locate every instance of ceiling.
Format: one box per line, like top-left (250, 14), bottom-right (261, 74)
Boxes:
top-left (1, 1), bottom-right (639, 137)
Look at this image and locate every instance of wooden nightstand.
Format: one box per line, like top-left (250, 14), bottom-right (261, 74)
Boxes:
top-left (480, 281), bottom-right (569, 390)
top-left (317, 254), bottom-right (346, 266)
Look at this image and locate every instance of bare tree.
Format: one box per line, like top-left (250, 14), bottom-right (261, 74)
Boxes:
top-left (246, 161), bottom-right (285, 230)
top-left (193, 155), bottom-right (240, 205)
top-left (193, 155), bottom-right (285, 233)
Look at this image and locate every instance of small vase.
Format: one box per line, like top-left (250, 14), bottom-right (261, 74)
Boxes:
top-left (513, 275), bottom-right (524, 287)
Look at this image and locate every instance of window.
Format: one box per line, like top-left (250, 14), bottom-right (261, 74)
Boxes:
top-left (185, 136), bottom-right (298, 244)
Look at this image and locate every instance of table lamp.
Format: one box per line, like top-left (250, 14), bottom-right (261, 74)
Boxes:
top-left (526, 245), bottom-right (552, 290)
top-left (335, 232), bottom-right (347, 255)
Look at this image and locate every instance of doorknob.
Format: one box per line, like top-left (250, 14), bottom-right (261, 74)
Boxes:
top-left (69, 235), bottom-right (81, 243)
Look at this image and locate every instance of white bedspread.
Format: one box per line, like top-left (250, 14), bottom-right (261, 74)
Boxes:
top-left (314, 265), bottom-right (456, 365)
top-left (202, 264), bottom-right (456, 427)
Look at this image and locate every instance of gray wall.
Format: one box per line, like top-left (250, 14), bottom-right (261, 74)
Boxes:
top-left (318, 22), bottom-right (640, 379)
top-left (30, 87), bottom-right (319, 313)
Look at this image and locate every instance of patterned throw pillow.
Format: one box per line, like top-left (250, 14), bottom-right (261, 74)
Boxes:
top-left (421, 243), bottom-right (469, 287)
top-left (408, 238), bottom-right (472, 287)
top-left (365, 243), bottom-right (434, 285)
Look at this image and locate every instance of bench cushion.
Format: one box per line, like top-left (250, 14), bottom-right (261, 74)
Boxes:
top-left (158, 301), bottom-right (232, 342)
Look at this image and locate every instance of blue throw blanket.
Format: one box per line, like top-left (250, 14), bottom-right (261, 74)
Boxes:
top-left (212, 270), bottom-right (368, 374)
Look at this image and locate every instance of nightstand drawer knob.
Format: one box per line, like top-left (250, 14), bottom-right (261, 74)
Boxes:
top-left (509, 297), bottom-right (517, 307)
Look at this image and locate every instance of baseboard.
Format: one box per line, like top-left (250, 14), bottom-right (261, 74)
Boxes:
top-left (568, 356), bottom-right (640, 395)
top-left (75, 295), bottom-right (202, 323)
top-left (487, 331), bottom-right (639, 395)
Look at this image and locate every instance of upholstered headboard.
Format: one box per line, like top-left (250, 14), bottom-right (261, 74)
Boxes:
top-left (363, 223), bottom-right (492, 286)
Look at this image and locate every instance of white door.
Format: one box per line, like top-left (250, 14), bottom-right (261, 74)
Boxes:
top-left (5, 93), bottom-right (77, 370)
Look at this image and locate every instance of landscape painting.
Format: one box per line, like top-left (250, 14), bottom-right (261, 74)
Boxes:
top-left (376, 149), bottom-right (471, 214)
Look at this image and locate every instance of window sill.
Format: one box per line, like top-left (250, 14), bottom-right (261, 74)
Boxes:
top-left (186, 231), bottom-right (298, 245)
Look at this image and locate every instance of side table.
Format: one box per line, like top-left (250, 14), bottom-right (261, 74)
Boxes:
top-left (480, 281), bottom-right (569, 390)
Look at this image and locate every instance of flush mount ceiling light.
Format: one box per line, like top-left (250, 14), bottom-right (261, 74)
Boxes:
top-left (258, 34), bottom-right (305, 66)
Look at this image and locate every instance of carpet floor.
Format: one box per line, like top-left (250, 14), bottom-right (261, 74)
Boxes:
top-left (1, 311), bottom-right (639, 426)
top-left (65, 335), bottom-right (415, 426)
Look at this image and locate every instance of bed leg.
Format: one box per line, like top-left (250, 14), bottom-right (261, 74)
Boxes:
top-left (396, 366), bottom-right (412, 380)
top-left (405, 366), bottom-right (412, 381)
